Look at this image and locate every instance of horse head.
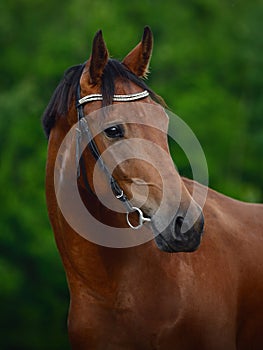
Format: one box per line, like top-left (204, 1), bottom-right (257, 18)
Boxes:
top-left (43, 27), bottom-right (204, 253)
top-left (75, 27), bottom-right (204, 253)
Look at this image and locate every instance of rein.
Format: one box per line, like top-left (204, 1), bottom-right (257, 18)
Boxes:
top-left (75, 86), bottom-right (151, 230)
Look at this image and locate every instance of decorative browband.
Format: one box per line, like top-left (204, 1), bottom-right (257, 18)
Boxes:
top-left (78, 90), bottom-right (149, 106)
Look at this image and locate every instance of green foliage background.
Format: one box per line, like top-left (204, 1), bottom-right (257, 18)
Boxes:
top-left (0, 0), bottom-right (262, 348)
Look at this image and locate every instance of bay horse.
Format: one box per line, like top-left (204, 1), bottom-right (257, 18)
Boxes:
top-left (43, 27), bottom-right (263, 349)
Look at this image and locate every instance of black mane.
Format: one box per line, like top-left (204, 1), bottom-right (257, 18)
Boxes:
top-left (42, 64), bottom-right (84, 138)
top-left (42, 59), bottom-right (165, 138)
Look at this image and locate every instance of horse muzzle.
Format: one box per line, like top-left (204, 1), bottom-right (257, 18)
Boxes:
top-left (153, 211), bottom-right (204, 253)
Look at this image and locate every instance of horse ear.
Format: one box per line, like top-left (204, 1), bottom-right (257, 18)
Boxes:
top-left (122, 26), bottom-right (153, 78)
top-left (86, 30), bottom-right (109, 85)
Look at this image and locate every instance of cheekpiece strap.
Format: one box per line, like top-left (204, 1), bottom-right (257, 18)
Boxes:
top-left (78, 90), bottom-right (149, 106)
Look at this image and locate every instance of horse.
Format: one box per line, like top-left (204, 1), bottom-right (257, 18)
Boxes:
top-left (42, 27), bottom-right (263, 349)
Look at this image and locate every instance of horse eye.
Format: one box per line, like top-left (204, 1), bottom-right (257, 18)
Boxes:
top-left (104, 125), bottom-right (124, 139)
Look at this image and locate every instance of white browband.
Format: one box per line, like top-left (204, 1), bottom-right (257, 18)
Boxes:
top-left (78, 90), bottom-right (149, 106)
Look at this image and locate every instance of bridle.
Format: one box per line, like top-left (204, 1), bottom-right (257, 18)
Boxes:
top-left (75, 85), bottom-right (151, 230)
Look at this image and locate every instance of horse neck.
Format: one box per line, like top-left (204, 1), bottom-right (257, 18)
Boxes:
top-left (64, 232), bottom-right (130, 297)
top-left (65, 227), bottom-right (165, 302)
top-left (45, 119), bottom-right (117, 292)
top-left (54, 177), bottom-right (135, 296)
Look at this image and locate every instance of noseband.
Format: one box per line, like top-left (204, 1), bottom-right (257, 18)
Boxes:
top-left (76, 86), bottom-right (151, 230)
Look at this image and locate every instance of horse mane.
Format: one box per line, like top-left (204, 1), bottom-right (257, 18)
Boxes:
top-left (42, 64), bottom-right (84, 138)
top-left (42, 59), bottom-right (166, 139)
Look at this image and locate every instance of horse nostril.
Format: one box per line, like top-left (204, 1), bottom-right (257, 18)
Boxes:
top-left (175, 216), bottom-right (184, 233)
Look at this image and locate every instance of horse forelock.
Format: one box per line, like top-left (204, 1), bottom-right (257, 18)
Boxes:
top-left (101, 59), bottom-right (165, 107)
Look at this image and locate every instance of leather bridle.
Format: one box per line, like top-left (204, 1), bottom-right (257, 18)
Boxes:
top-left (75, 84), bottom-right (151, 229)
